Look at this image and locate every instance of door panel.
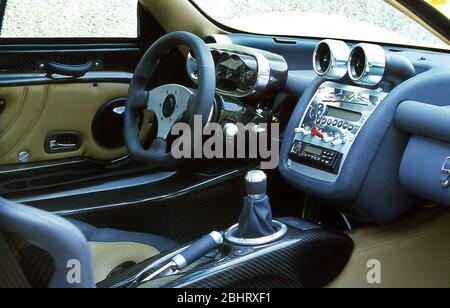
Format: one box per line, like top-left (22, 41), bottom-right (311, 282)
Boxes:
top-left (0, 83), bottom-right (137, 165)
top-left (0, 2), bottom-right (218, 210)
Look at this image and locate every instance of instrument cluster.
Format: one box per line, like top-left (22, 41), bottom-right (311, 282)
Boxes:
top-left (187, 44), bottom-right (288, 99)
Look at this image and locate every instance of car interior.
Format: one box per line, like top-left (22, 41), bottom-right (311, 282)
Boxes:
top-left (0, 0), bottom-right (450, 288)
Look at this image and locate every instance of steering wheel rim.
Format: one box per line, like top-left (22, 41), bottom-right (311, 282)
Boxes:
top-left (124, 31), bottom-right (216, 168)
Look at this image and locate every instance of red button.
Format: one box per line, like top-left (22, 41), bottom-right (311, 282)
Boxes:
top-left (311, 127), bottom-right (324, 139)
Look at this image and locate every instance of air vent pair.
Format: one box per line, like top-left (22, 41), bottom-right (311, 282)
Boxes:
top-left (313, 40), bottom-right (415, 86)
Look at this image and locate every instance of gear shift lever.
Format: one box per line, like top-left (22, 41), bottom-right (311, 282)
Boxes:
top-left (235, 170), bottom-right (277, 239)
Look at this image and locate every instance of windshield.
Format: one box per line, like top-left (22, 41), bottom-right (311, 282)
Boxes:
top-left (193, 0), bottom-right (450, 50)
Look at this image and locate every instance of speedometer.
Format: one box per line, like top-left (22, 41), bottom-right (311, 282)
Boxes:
top-left (216, 54), bottom-right (258, 94)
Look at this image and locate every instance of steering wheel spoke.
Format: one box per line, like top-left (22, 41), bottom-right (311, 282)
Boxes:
top-left (148, 84), bottom-right (195, 139)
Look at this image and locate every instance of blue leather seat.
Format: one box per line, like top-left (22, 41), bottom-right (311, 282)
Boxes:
top-left (68, 219), bottom-right (179, 252)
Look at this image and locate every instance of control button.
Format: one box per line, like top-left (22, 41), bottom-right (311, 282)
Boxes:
top-left (343, 123), bottom-right (349, 130)
top-left (321, 118), bottom-right (327, 125)
top-left (316, 119), bottom-right (321, 125)
top-left (332, 120), bottom-right (338, 127)
top-left (348, 125), bottom-right (354, 131)
top-left (327, 119), bottom-right (333, 126)
top-left (338, 121), bottom-right (343, 128)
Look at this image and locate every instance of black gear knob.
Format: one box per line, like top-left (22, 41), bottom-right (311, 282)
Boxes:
top-left (245, 170), bottom-right (267, 199)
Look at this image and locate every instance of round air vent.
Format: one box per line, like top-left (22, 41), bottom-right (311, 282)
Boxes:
top-left (313, 39), bottom-right (350, 80)
top-left (348, 43), bottom-right (386, 86)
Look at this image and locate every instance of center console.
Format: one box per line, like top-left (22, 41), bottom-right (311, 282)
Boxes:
top-left (97, 171), bottom-right (353, 288)
top-left (288, 82), bottom-right (388, 182)
top-left (279, 39), bottom-right (420, 224)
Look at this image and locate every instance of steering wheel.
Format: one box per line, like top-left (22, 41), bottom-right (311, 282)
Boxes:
top-left (124, 32), bottom-right (216, 168)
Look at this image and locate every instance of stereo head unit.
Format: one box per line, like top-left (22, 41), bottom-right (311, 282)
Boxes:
top-left (288, 82), bottom-right (388, 182)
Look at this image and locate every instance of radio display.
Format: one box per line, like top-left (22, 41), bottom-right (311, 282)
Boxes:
top-left (326, 106), bottom-right (362, 122)
top-left (304, 145), bottom-right (323, 156)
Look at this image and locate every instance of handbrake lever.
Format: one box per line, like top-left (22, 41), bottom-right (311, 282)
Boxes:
top-left (142, 231), bottom-right (223, 282)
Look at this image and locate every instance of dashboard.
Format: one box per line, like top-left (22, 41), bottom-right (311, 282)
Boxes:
top-left (275, 37), bottom-right (447, 224)
top-left (185, 35), bottom-right (450, 224)
top-left (284, 39), bottom-right (420, 184)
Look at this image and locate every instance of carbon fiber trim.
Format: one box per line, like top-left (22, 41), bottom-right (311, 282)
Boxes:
top-left (162, 229), bottom-right (352, 288)
top-left (1, 231), bottom-right (54, 288)
top-left (69, 174), bottom-right (247, 244)
top-left (98, 225), bottom-right (353, 289)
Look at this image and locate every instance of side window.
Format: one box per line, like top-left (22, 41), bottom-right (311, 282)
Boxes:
top-left (0, 0), bottom-right (138, 39)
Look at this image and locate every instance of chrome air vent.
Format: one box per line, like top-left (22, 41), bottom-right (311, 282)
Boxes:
top-left (348, 43), bottom-right (386, 86)
top-left (313, 40), bottom-right (350, 80)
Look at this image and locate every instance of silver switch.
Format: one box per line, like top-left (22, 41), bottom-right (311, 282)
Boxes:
top-left (294, 128), bottom-right (311, 136)
top-left (332, 138), bottom-right (344, 146)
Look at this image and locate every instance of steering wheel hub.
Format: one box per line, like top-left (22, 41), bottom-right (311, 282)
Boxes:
top-left (162, 94), bottom-right (176, 118)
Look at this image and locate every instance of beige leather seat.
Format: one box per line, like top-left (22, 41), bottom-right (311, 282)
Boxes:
top-left (69, 219), bottom-right (179, 283)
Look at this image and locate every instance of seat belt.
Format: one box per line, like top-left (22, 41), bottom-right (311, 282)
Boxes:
top-left (0, 232), bottom-right (30, 288)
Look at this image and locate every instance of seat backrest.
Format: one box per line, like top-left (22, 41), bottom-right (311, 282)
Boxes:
top-left (0, 198), bottom-right (94, 288)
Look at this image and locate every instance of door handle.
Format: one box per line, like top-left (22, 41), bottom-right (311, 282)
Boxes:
top-left (49, 140), bottom-right (77, 151)
top-left (45, 132), bottom-right (82, 154)
top-left (38, 60), bottom-right (102, 78)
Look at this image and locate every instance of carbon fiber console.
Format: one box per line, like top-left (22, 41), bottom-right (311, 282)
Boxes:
top-left (97, 218), bottom-right (353, 289)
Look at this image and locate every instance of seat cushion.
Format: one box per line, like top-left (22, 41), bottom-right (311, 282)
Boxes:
top-left (68, 219), bottom-right (179, 283)
top-left (89, 242), bottom-right (159, 283)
